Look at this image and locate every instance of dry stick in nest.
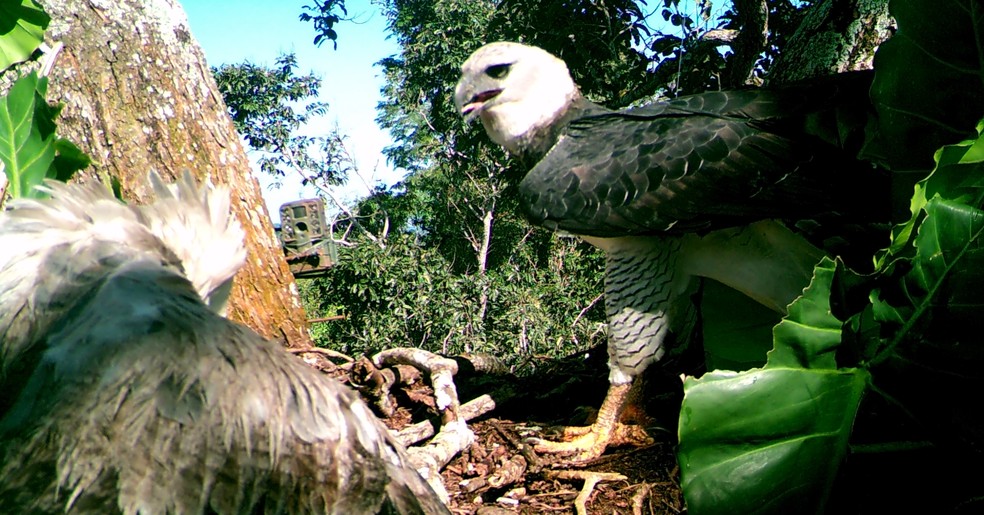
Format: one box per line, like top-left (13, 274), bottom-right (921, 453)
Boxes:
top-left (287, 346), bottom-right (354, 362)
top-left (544, 470), bottom-right (628, 515)
top-left (373, 348), bottom-right (478, 502)
top-left (350, 357), bottom-right (425, 417)
top-left (491, 419), bottom-right (543, 474)
top-left (630, 483), bottom-right (654, 515)
top-left (397, 395), bottom-right (496, 446)
top-left (488, 454), bottom-right (528, 490)
top-left (457, 453), bottom-right (528, 503)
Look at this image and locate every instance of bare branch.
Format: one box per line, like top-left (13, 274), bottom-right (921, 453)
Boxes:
top-left (396, 394), bottom-right (497, 446)
top-left (287, 346), bottom-right (354, 362)
top-left (543, 470), bottom-right (629, 515)
top-left (631, 483), bottom-right (654, 515)
top-left (702, 28), bottom-right (738, 43)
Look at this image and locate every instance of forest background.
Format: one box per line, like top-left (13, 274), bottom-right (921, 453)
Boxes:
top-left (206, 0), bottom-right (790, 365)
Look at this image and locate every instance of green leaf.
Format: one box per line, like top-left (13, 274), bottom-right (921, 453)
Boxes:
top-left (868, 288), bottom-right (906, 326)
top-left (52, 137), bottom-right (91, 181)
top-left (876, 121), bottom-right (984, 267)
top-left (678, 367), bottom-right (868, 515)
top-left (948, 120), bottom-right (984, 165)
top-left (0, 71), bottom-right (54, 198)
top-left (680, 257), bottom-right (871, 514)
top-left (912, 199), bottom-right (984, 292)
top-left (0, 0), bottom-right (49, 70)
top-left (768, 257), bottom-right (841, 369)
top-left (872, 122), bottom-right (984, 334)
top-left (872, 196), bottom-right (984, 365)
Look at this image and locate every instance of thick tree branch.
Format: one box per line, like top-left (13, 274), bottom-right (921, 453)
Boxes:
top-left (768, 0), bottom-right (893, 83)
top-left (724, 0), bottom-right (769, 88)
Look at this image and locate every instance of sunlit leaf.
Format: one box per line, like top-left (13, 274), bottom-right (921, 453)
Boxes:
top-left (0, 0), bottom-right (49, 70)
top-left (680, 256), bottom-right (870, 514)
top-left (877, 122), bottom-right (984, 267)
top-left (0, 71), bottom-right (54, 198)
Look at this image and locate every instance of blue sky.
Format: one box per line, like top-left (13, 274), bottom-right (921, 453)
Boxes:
top-left (181, 0), bottom-right (400, 222)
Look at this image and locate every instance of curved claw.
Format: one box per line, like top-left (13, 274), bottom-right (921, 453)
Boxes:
top-left (526, 382), bottom-right (653, 463)
top-left (529, 430), bottom-right (610, 462)
top-left (528, 421), bottom-right (654, 462)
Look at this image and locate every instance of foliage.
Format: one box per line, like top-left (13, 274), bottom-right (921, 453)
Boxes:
top-left (299, 0), bottom-right (348, 49)
top-left (0, 0), bottom-right (89, 202)
top-left (641, 0), bottom-right (813, 95)
top-left (678, 0), bottom-right (984, 511)
top-left (646, 0), bottom-right (730, 94)
top-left (212, 53), bottom-right (348, 187)
top-left (0, 0), bottom-right (49, 70)
top-left (680, 258), bottom-right (869, 513)
top-left (302, 231), bottom-right (605, 364)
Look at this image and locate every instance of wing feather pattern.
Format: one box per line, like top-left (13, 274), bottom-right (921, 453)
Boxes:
top-left (519, 72), bottom-right (884, 237)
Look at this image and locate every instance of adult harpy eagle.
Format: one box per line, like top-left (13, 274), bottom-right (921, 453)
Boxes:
top-left (455, 42), bottom-right (886, 461)
top-left (0, 174), bottom-right (448, 514)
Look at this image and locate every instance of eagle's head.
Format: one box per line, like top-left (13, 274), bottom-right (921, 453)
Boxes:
top-left (454, 42), bottom-right (578, 155)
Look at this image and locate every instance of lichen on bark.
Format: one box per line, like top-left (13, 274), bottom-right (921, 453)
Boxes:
top-left (39, 0), bottom-right (311, 347)
top-left (769, 0), bottom-right (894, 83)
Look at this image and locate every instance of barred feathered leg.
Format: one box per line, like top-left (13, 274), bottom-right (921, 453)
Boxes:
top-left (531, 236), bottom-right (696, 462)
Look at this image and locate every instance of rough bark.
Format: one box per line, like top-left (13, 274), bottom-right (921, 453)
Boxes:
top-left (769, 0), bottom-right (894, 83)
top-left (723, 0), bottom-right (769, 88)
top-left (39, 0), bottom-right (310, 347)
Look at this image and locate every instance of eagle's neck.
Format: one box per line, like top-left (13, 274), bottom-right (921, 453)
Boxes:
top-left (513, 94), bottom-right (609, 166)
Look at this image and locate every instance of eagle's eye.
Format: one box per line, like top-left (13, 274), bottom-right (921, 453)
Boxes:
top-left (485, 63), bottom-right (511, 79)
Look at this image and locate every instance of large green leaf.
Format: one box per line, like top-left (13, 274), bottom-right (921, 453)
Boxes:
top-left (867, 0), bottom-right (984, 169)
top-left (678, 367), bottom-right (867, 515)
top-left (0, 0), bottom-right (49, 71)
top-left (768, 258), bottom-right (841, 369)
top-left (679, 257), bottom-right (867, 514)
top-left (871, 196), bottom-right (984, 364)
top-left (0, 71), bottom-right (55, 198)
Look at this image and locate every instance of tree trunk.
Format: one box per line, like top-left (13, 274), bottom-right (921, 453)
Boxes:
top-left (769, 0), bottom-right (894, 83)
top-left (40, 0), bottom-right (310, 347)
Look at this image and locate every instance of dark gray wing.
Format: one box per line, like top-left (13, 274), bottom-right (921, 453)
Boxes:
top-left (519, 73), bottom-right (883, 237)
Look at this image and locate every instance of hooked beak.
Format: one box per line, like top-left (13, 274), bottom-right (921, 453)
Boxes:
top-left (460, 89), bottom-right (503, 122)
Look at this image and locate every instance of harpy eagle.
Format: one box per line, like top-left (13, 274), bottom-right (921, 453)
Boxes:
top-left (455, 42), bottom-right (886, 461)
top-left (0, 174), bottom-right (448, 514)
